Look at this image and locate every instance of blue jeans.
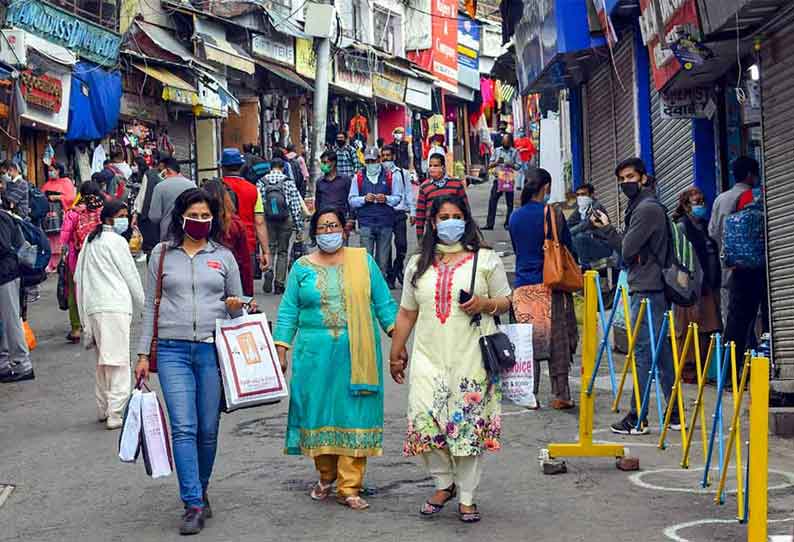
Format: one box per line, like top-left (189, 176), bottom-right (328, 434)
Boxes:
top-left (630, 292), bottom-right (674, 419)
top-left (359, 225), bottom-right (392, 276)
top-left (157, 340), bottom-right (222, 507)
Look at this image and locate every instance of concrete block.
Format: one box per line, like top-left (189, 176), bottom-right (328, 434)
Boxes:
top-left (616, 456), bottom-right (640, 471)
top-left (542, 459), bottom-right (567, 475)
top-left (769, 407), bottom-right (794, 437)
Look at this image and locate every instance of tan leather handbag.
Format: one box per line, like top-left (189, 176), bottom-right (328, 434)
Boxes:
top-left (543, 205), bottom-right (583, 292)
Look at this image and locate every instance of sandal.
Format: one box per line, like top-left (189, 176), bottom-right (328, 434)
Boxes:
top-left (336, 495), bottom-right (369, 510)
top-left (66, 332), bottom-right (81, 344)
top-left (458, 504), bottom-right (481, 523)
top-left (310, 480), bottom-right (334, 501)
top-left (419, 484), bottom-right (457, 517)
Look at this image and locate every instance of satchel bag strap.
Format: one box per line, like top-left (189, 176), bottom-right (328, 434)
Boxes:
top-left (545, 204), bottom-right (561, 244)
top-left (152, 245), bottom-right (167, 342)
top-left (468, 249), bottom-right (481, 327)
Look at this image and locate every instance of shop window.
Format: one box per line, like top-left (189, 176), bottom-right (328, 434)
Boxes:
top-left (373, 7), bottom-right (403, 57)
top-left (50, 0), bottom-right (117, 31)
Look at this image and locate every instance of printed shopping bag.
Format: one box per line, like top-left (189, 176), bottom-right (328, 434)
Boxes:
top-left (498, 323), bottom-right (537, 409)
top-left (140, 390), bottom-right (173, 479)
top-left (22, 320), bottom-right (36, 351)
top-left (512, 284), bottom-right (551, 360)
top-left (118, 389), bottom-right (143, 463)
top-left (216, 312), bottom-right (288, 412)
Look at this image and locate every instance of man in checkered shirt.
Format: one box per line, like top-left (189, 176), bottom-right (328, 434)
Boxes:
top-left (257, 158), bottom-right (305, 294)
top-left (332, 132), bottom-right (362, 179)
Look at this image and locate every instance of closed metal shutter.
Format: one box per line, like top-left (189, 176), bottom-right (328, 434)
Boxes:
top-left (167, 115), bottom-right (196, 181)
top-left (612, 33), bottom-right (636, 221)
top-left (585, 34), bottom-right (636, 224)
top-left (651, 74), bottom-right (694, 212)
top-left (762, 28), bottom-right (794, 381)
top-left (586, 62), bottom-right (619, 223)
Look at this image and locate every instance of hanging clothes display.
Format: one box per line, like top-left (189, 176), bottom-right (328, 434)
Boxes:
top-left (427, 114), bottom-right (445, 137)
top-left (91, 144), bottom-right (106, 174)
top-left (480, 78), bottom-right (495, 112)
top-left (347, 113), bottom-right (369, 143)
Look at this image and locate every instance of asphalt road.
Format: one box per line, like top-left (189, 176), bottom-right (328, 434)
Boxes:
top-left (1, 182), bottom-right (793, 542)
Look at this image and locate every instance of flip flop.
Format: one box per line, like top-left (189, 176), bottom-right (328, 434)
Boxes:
top-left (310, 480), bottom-right (334, 501)
top-left (336, 495), bottom-right (369, 510)
top-left (419, 484), bottom-right (457, 517)
top-left (458, 503), bottom-right (481, 523)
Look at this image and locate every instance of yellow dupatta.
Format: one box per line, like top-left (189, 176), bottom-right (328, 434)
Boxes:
top-left (343, 247), bottom-right (378, 395)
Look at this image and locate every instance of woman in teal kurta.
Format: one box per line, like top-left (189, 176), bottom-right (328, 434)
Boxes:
top-left (274, 208), bottom-right (397, 511)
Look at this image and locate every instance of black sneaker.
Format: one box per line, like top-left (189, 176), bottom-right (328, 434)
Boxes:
top-left (481, 225), bottom-right (494, 231)
top-left (203, 492), bottom-right (212, 519)
top-left (610, 413), bottom-right (649, 435)
top-left (273, 283), bottom-right (285, 295)
top-left (180, 506), bottom-right (205, 535)
top-left (0, 366), bottom-right (35, 383)
top-left (262, 271), bottom-right (274, 294)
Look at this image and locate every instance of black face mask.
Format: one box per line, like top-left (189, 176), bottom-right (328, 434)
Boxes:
top-left (620, 182), bottom-right (641, 200)
top-left (336, 140), bottom-right (346, 147)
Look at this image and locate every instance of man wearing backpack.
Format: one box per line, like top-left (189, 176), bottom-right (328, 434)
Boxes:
top-left (0, 209), bottom-right (33, 382)
top-left (591, 157), bottom-right (679, 435)
top-left (1, 161), bottom-right (30, 219)
top-left (257, 159), bottom-right (304, 294)
top-left (348, 147), bottom-right (403, 277)
top-left (709, 156), bottom-right (768, 366)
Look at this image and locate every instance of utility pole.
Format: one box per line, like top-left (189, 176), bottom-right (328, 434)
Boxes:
top-left (307, 2), bottom-right (333, 208)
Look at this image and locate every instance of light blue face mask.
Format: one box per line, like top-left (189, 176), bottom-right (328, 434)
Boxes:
top-left (316, 232), bottom-right (344, 253)
top-left (691, 205), bottom-right (708, 220)
top-left (543, 194), bottom-right (551, 204)
top-left (113, 217), bottom-right (129, 235)
top-left (365, 163), bottom-right (381, 177)
top-left (436, 218), bottom-right (466, 244)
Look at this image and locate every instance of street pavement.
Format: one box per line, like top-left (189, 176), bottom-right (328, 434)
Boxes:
top-left (2, 182), bottom-right (794, 541)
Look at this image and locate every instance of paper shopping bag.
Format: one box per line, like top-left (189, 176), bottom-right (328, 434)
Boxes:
top-left (498, 323), bottom-right (538, 409)
top-left (216, 312), bottom-right (288, 412)
top-left (140, 390), bottom-right (173, 479)
top-left (118, 389), bottom-right (143, 463)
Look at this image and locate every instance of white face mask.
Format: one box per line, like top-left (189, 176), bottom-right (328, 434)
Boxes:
top-left (393, 132), bottom-right (403, 142)
top-left (576, 195), bottom-right (592, 210)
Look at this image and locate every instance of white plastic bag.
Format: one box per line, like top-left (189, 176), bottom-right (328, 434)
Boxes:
top-left (498, 323), bottom-right (538, 408)
top-left (216, 312), bottom-right (288, 412)
top-left (118, 389), bottom-right (143, 463)
top-left (140, 390), bottom-right (173, 479)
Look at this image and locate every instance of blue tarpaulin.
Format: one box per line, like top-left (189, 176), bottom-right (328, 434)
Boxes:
top-left (66, 61), bottom-right (121, 141)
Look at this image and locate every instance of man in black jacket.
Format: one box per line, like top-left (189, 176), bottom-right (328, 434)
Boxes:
top-left (567, 183), bottom-right (613, 266)
top-left (0, 210), bottom-right (33, 382)
top-left (591, 158), bottom-right (677, 435)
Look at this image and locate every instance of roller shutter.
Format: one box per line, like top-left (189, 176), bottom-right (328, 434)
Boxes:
top-left (651, 81), bottom-right (694, 212)
top-left (167, 115), bottom-right (196, 181)
top-left (762, 28), bottom-right (794, 381)
top-left (585, 33), bottom-right (636, 224)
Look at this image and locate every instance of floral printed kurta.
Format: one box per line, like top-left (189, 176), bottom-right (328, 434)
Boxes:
top-left (274, 254), bottom-right (397, 457)
top-left (400, 248), bottom-right (511, 457)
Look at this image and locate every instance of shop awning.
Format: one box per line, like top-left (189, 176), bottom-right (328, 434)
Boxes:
top-left (133, 64), bottom-right (198, 106)
top-left (256, 59), bottom-right (312, 91)
top-left (194, 18), bottom-right (255, 74)
top-left (134, 20), bottom-right (196, 64)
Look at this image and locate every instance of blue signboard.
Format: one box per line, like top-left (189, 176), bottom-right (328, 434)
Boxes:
top-left (457, 15), bottom-right (480, 71)
top-left (6, 0), bottom-right (122, 67)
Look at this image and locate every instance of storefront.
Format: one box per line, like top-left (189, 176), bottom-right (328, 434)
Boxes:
top-left (373, 72), bottom-right (407, 141)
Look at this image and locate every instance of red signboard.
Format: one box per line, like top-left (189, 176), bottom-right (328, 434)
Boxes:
top-left (639, 0), bottom-right (701, 91)
top-left (408, 0), bottom-right (458, 92)
top-left (20, 70), bottom-right (62, 113)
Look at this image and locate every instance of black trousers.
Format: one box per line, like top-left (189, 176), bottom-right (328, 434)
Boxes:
top-left (725, 267), bottom-right (769, 365)
top-left (486, 181), bottom-right (514, 228)
top-left (389, 211), bottom-right (408, 283)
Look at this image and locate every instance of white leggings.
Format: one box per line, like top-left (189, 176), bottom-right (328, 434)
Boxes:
top-left (421, 449), bottom-right (482, 506)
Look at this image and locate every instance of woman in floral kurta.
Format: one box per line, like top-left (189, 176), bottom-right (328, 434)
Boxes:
top-left (274, 208), bottom-right (397, 511)
top-left (390, 195), bottom-right (512, 523)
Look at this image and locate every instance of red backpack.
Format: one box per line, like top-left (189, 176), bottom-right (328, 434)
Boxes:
top-left (356, 169), bottom-right (393, 194)
top-left (72, 207), bottom-right (102, 251)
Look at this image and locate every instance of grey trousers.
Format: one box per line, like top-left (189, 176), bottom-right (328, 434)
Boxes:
top-left (0, 278), bottom-right (31, 370)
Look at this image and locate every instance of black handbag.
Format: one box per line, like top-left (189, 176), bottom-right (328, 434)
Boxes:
top-left (466, 250), bottom-right (517, 379)
top-left (56, 251), bottom-right (69, 311)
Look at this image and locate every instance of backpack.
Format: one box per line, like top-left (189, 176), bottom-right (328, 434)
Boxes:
top-left (246, 159), bottom-right (271, 184)
top-left (28, 185), bottom-right (48, 225)
top-left (649, 201), bottom-right (702, 307)
top-left (15, 217), bottom-right (51, 287)
top-left (722, 200), bottom-right (765, 269)
top-left (72, 207), bottom-right (102, 252)
top-left (260, 174), bottom-right (290, 222)
top-left (287, 159), bottom-right (306, 197)
top-left (356, 169), bottom-right (393, 194)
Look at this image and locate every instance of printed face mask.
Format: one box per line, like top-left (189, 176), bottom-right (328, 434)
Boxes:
top-left (436, 218), bottom-right (466, 244)
top-left (182, 216), bottom-right (213, 240)
top-left (316, 232), bottom-right (344, 253)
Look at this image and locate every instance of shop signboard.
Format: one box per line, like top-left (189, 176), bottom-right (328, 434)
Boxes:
top-left (457, 15), bottom-right (480, 71)
top-left (431, 0), bottom-right (458, 91)
top-left (334, 55), bottom-right (372, 98)
top-left (5, 0), bottom-right (122, 67)
top-left (251, 29), bottom-right (295, 67)
top-left (659, 87), bottom-right (715, 119)
top-left (0, 29), bottom-right (27, 67)
top-left (20, 70), bottom-right (62, 113)
top-left (296, 37), bottom-right (329, 80)
top-left (373, 74), bottom-right (406, 104)
top-left (513, 0), bottom-right (558, 94)
top-left (639, 0), bottom-right (702, 91)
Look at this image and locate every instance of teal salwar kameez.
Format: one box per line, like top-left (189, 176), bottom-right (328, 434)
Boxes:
top-left (273, 254), bottom-right (397, 458)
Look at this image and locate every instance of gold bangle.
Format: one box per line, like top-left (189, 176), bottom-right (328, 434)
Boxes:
top-left (488, 300), bottom-right (499, 316)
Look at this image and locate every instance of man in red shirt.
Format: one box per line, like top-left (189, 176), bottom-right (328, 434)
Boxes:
top-left (221, 148), bottom-right (271, 273)
top-left (414, 153), bottom-right (468, 239)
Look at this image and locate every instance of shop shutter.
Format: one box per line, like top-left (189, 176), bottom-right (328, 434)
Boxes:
top-left (762, 28), bottom-right (794, 381)
top-left (168, 116), bottom-right (195, 181)
top-left (586, 62), bottom-right (619, 223)
top-left (651, 74), bottom-right (694, 212)
top-left (612, 33), bottom-right (637, 222)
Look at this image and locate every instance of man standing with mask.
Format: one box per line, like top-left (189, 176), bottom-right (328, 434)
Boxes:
top-left (334, 132), bottom-right (363, 180)
top-left (484, 134), bottom-right (521, 230)
top-left (1, 161), bottom-right (29, 219)
top-left (390, 127), bottom-right (412, 170)
top-left (381, 145), bottom-right (411, 289)
top-left (348, 147), bottom-right (403, 276)
top-left (567, 183), bottom-right (612, 266)
top-left (590, 157), bottom-right (678, 435)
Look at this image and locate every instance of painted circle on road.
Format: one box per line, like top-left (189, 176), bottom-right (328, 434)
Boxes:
top-left (664, 517), bottom-right (794, 542)
top-left (629, 467), bottom-right (794, 494)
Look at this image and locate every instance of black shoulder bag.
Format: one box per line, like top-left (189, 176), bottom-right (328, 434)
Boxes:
top-left (466, 250), bottom-right (517, 380)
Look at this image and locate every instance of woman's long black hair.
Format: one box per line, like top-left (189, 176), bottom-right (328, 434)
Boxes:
top-left (411, 195), bottom-right (487, 288)
top-left (167, 188), bottom-right (222, 246)
top-left (520, 167), bottom-right (552, 206)
top-left (87, 198), bottom-right (126, 243)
